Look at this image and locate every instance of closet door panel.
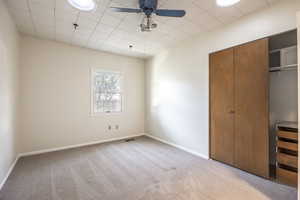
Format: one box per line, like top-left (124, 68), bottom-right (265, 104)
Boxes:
top-left (210, 48), bottom-right (235, 165)
top-left (234, 39), bottom-right (269, 178)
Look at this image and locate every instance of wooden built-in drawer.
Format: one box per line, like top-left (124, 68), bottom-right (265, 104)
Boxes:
top-left (278, 130), bottom-right (298, 141)
top-left (276, 167), bottom-right (298, 186)
top-left (277, 140), bottom-right (298, 152)
top-left (277, 153), bottom-right (298, 168)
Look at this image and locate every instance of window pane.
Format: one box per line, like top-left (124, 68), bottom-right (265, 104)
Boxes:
top-left (92, 70), bottom-right (122, 113)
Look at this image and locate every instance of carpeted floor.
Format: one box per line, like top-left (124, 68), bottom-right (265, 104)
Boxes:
top-left (0, 136), bottom-right (297, 200)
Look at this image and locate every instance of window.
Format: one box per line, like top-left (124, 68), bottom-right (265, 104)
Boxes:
top-left (91, 69), bottom-right (122, 114)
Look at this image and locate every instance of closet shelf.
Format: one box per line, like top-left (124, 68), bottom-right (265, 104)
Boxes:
top-left (269, 64), bottom-right (298, 72)
top-left (269, 45), bottom-right (297, 54)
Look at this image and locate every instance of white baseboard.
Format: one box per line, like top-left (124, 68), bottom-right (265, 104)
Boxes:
top-left (19, 134), bottom-right (145, 157)
top-left (145, 134), bottom-right (209, 160)
top-left (0, 155), bottom-right (20, 191)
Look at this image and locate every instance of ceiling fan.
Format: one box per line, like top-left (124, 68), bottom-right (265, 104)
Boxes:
top-left (111, 0), bottom-right (186, 32)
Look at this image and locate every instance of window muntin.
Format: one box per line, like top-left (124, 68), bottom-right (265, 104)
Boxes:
top-left (91, 69), bottom-right (122, 114)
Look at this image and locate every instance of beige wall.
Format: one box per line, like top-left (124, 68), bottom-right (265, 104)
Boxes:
top-left (146, 0), bottom-right (300, 158)
top-left (19, 36), bottom-right (145, 153)
top-left (0, 0), bottom-right (20, 188)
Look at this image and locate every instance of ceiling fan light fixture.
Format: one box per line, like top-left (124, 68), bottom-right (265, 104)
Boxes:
top-left (216, 0), bottom-right (240, 7)
top-left (68, 0), bottom-right (96, 11)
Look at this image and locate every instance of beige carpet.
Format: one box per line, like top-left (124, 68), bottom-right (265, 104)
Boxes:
top-left (0, 136), bottom-right (297, 200)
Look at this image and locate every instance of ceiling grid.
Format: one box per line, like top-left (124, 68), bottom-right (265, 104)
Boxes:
top-left (5, 0), bottom-right (281, 58)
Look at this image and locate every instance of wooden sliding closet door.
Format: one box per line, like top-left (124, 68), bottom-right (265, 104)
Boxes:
top-left (210, 48), bottom-right (235, 165)
top-left (234, 39), bottom-right (269, 178)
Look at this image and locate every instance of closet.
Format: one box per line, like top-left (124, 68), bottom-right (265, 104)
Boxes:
top-left (269, 30), bottom-right (298, 186)
top-left (210, 30), bottom-right (298, 185)
top-left (210, 38), bottom-right (269, 178)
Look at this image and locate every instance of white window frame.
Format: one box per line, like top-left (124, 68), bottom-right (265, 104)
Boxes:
top-left (90, 68), bottom-right (124, 116)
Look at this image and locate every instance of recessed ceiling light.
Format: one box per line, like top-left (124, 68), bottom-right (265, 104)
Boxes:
top-left (68, 0), bottom-right (96, 11)
top-left (216, 0), bottom-right (240, 7)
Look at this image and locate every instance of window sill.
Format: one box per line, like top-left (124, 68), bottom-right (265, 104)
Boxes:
top-left (90, 112), bottom-right (123, 117)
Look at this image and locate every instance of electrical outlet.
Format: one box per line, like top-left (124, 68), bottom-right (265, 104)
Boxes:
top-left (108, 125), bottom-right (112, 130)
top-left (115, 125), bottom-right (119, 130)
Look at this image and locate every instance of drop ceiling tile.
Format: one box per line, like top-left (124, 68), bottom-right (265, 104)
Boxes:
top-left (207, 5), bottom-right (244, 24)
top-left (185, 4), bottom-right (206, 20)
top-left (109, 30), bottom-right (129, 39)
top-left (9, 9), bottom-right (32, 24)
top-left (155, 17), bottom-right (186, 28)
top-left (29, 0), bottom-right (55, 9)
top-left (160, 0), bottom-right (193, 9)
top-left (105, 37), bottom-right (144, 49)
top-left (5, 0), bottom-right (29, 11)
top-left (105, 10), bottom-right (127, 20)
top-left (91, 31), bottom-right (111, 40)
top-left (100, 43), bottom-right (148, 58)
top-left (191, 0), bottom-right (217, 10)
top-left (89, 32), bottom-right (110, 43)
top-left (116, 14), bottom-right (143, 32)
top-left (133, 43), bottom-right (150, 53)
top-left (55, 29), bottom-right (73, 39)
top-left (122, 14), bottom-right (143, 26)
top-left (99, 0), bottom-right (113, 9)
top-left (76, 17), bottom-right (98, 29)
top-left (236, 0), bottom-right (268, 14)
top-left (110, 0), bottom-right (139, 8)
top-left (73, 28), bottom-right (94, 38)
top-left (95, 22), bottom-right (116, 34)
top-left (56, 11), bottom-right (78, 24)
top-left (180, 19), bottom-right (203, 34)
top-left (55, 0), bottom-right (78, 12)
top-left (106, 39), bottom-right (129, 48)
top-left (32, 12), bottom-right (55, 23)
top-left (78, 6), bottom-right (104, 22)
top-left (190, 11), bottom-right (222, 31)
top-left (30, 8), bottom-right (55, 21)
top-left (145, 31), bottom-right (170, 43)
top-left (32, 14), bottom-right (55, 28)
top-left (56, 29), bottom-right (74, 38)
top-left (144, 42), bottom-right (165, 54)
top-left (158, 0), bottom-right (170, 7)
top-left (118, 22), bottom-right (140, 33)
top-left (5, 0), bottom-right (281, 58)
top-left (150, 21), bottom-right (175, 34)
top-left (100, 14), bottom-right (123, 27)
top-left (72, 32), bottom-right (90, 44)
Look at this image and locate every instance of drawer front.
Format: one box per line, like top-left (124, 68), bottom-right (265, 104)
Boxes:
top-left (277, 167), bottom-right (298, 186)
top-left (278, 130), bottom-right (298, 141)
top-left (277, 140), bottom-right (298, 151)
top-left (277, 153), bottom-right (298, 168)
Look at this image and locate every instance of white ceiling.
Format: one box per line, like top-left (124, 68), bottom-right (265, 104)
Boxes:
top-left (5, 0), bottom-right (279, 58)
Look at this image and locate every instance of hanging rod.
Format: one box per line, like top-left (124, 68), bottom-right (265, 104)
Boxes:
top-left (269, 45), bottom-right (297, 54)
top-left (269, 64), bottom-right (298, 72)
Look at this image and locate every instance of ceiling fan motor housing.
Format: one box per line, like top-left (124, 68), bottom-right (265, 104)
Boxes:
top-left (140, 0), bottom-right (158, 16)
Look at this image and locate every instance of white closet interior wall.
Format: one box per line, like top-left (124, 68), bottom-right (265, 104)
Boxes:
top-left (269, 30), bottom-right (298, 165)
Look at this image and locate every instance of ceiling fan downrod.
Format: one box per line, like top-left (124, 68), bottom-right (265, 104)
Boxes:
top-left (140, 15), bottom-right (157, 32)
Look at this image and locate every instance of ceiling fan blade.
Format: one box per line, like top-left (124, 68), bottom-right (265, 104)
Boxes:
top-left (155, 9), bottom-right (186, 17)
top-left (110, 7), bottom-right (142, 13)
